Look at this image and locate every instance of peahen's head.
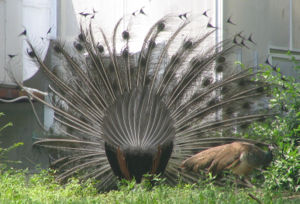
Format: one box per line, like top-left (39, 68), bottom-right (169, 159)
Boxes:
top-left (263, 144), bottom-right (277, 168)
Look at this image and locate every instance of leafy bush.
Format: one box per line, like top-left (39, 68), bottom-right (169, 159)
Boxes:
top-left (244, 56), bottom-right (300, 192)
top-left (0, 113), bottom-right (23, 169)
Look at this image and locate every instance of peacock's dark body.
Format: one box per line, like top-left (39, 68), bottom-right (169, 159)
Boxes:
top-left (21, 13), bottom-right (270, 190)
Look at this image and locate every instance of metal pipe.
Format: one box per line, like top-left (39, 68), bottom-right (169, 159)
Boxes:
top-left (50, 0), bottom-right (57, 39)
top-left (289, 0), bottom-right (293, 50)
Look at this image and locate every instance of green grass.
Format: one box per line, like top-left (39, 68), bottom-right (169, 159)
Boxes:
top-left (0, 169), bottom-right (299, 204)
top-left (0, 62), bottom-right (299, 203)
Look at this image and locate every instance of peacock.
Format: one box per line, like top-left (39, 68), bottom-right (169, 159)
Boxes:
top-left (17, 12), bottom-right (271, 190)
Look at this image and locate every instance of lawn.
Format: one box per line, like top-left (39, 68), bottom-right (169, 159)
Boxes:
top-left (0, 168), bottom-right (299, 204)
top-left (0, 60), bottom-right (299, 204)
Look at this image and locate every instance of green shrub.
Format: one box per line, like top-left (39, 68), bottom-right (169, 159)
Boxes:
top-left (0, 113), bottom-right (23, 169)
top-left (244, 56), bottom-right (300, 192)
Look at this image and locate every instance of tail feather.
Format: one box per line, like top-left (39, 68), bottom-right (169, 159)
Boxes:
top-left (18, 14), bottom-right (272, 189)
top-left (138, 18), bottom-right (168, 87)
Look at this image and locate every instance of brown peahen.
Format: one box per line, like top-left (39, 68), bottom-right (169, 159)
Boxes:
top-left (180, 142), bottom-right (274, 185)
top-left (18, 13), bottom-right (271, 190)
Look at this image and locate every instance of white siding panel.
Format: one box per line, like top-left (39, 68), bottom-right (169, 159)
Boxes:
top-left (0, 0), bottom-right (56, 85)
top-left (223, 0), bottom-right (298, 66)
top-left (0, 0), bottom-right (23, 86)
top-left (22, 0), bottom-right (53, 81)
top-left (0, 1), bottom-right (5, 84)
top-left (70, 0), bottom-right (215, 53)
top-left (293, 0), bottom-right (300, 49)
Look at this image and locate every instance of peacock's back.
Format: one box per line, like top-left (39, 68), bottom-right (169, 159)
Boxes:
top-left (21, 13), bottom-right (270, 190)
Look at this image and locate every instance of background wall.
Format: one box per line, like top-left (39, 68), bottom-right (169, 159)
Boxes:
top-left (1, 0), bottom-right (299, 170)
top-left (0, 0), bottom-right (218, 170)
top-left (223, 0), bottom-right (300, 78)
top-left (0, 0), bottom-right (55, 170)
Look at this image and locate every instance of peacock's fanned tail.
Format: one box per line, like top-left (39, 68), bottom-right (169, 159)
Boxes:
top-left (21, 14), bottom-right (270, 190)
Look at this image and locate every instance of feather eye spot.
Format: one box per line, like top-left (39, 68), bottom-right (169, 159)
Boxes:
top-left (216, 56), bottom-right (226, 63)
top-left (122, 48), bottom-right (129, 58)
top-left (97, 45), bottom-right (104, 53)
top-left (74, 42), bottom-right (84, 51)
top-left (256, 87), bottom-right (264, 93)
top-left (108, 63), bottom-right (114, 73)
top-left (207, 98), bottom-right (218, 106)
top-left (145, 76), bottom-right (151, 85)
top-left (140, 57), bottom-right (147, 67)
top-left (242, 102), bottom-right (251, 110)
top-left (258, 117), bottom-right (266, 122)
top-left (202, 78), bottom-right (212, 87)
top-left (225, 107), bottom-right (234, 115)
top-left (221, 86), bottom-right (228, 94)
top-left (216, 65), bottom-right (224, 72)
top-left (78, 33), bottom-right (85, 42)
top-left (97, 44), bottom-right (104, 53)
top-left (191, 58), bottom-right (202, 69)
top-left (27, 49), bottom-right (36, 58)
top-left (240, 122), bottom-right (250, 129)
top-left (148, 40), bottom-right (156, 49)
top-left (183, 40), bottom-right (193, 50)
top-left (171, 54), bottom-right (181, 65)
top-left (53, 44), bottom-right (61, 53)
top-left (122, 31), bottom-right (130, 40)
top-left (238, 79), bottom-right (246, 87)
top-left (157, 22), bottom-right (165, 32)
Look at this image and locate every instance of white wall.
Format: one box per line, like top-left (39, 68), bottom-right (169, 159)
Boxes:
top-left (0, 1), bottom-right (5, 83)
top-left (22, 0), bottom-right (56, 81)
top-left (2, 1), bottom-right (298, 86)
top-left (71, 0), bottom-right (215, 32)
top-left (0, 0), bottom-right (219, 86)
top-left (0, 0), bottom-right (23, 85)
top-left (61, 0), bottom-right (217, 53)
top-left (223, 0), bottom-right (300, 67)
top-left (0, 0), bottom-right (55, 86)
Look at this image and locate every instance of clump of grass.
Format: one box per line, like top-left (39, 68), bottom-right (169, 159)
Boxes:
top-left (0, 60), bottom-right (299, 203)
top-left (0, 168), bottom-right (299, 203)
top-left (0, 168), bottom-right (98, 203)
